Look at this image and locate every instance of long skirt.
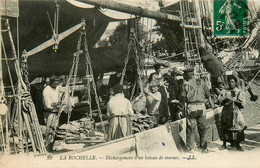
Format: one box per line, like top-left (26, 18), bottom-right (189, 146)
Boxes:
top-left (221, 103), bottom-right (246, 143)
top-left (158, 86), bottom-right (169, 119)
top-left (108, 116), bottom-right (132, 141)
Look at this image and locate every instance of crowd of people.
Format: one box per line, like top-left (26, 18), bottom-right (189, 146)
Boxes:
top-left (104, 61), bottom-right (248, 153)
top-left (40, 58), bottom-right (247, 153)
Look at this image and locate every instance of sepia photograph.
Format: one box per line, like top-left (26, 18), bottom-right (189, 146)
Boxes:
top-left (0, 0), bottom-right (260, 167)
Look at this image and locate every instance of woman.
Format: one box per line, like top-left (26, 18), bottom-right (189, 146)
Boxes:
top-left (107, 84), bottom-right (134, 140)
top-left (218, 75), bottom-right (247, 151)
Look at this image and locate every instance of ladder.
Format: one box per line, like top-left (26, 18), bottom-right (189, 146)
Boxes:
top-left (179, 0), bottom-right (212, 69)
top-left (179, 0), bottom-right (212, 90)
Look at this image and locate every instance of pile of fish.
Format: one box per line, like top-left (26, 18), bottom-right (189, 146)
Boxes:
top-left (56, 118), bottom-right (106, 144)
top-left (131, 114), bottom-right (156, 134)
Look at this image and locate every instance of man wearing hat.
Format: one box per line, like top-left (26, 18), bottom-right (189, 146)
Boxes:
top-left (180, 67), bottom-right (211, 153)
top-left (167, 68), bottom-right (183, 121)
top-left (107, 84), bottom-right (134, 140)
top-left (108, 68), bottom-right (122, 95)
top-left (42, 75), bottom-right (62, 150)
top-left (144, 79), bottom-right (162, 126)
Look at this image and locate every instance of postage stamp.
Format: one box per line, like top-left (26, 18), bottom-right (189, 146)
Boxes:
top-left (213, 0), bottom-right (249, 37)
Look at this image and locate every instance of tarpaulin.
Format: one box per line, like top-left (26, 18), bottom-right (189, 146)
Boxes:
top-left (165, 119), bottom-right (186, 152)
top-left (2, 0), bottom-right (137, 81)
top-left (135, 125), bottom-right (180, 156)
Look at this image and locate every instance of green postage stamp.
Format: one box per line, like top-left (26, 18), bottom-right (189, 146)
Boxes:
top-left (213, 0), bottom-right (249, 37)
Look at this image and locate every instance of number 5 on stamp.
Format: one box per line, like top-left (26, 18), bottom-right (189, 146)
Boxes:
top-left (213, 0), bottom-right (249, 37)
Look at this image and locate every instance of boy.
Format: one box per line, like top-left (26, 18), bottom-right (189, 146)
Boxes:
top-left (144, 80), bottom-right (161, 126)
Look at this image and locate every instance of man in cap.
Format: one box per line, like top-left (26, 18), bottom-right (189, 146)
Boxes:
top-left (42, 75), bottom-right (62, 151)
top-left (108, 68), bottom-right (122, 93)
top-left (167, 68), bottom-right (183, 121)
top-left (107, 84), bottom-right (134, 140)
top-left (180, 67), bottom-right (211, 153)
top-left (144, 79), bottom-right (162, 126)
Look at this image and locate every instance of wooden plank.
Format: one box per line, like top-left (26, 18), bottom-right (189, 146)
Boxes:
top-left (66, 136), bottom-right (136, 156)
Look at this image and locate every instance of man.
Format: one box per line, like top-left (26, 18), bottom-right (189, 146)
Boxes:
top-left (107, 84), bottom-right (134, 140)
top-left (108, 69), bottom-right (122, 92)
top-left (42, 75), bottom-right (62, 151)
top-left (144, 80), bottom-right (161, 126)
top-left (167, 69), bottom-right (183, 121)
top-left (179, 68), bottom-right (211, 153)
top-left (148, 64), bottom-right (169, 124)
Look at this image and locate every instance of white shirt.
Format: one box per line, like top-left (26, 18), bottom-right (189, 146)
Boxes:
top-left (146, 91), bottom-right (161, 115)
top-left (107, 93), bottom-right (134, 117)
top-left (42, 85), bottom-right (60, 112)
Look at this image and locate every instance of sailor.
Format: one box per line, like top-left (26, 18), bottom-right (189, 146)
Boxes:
top-left (167, 68), bottom-right (183, 121)
top-left (179, 68), bottom-right (211, 153)
top-left (108, 69), bottom-right (122, 95)
top-left (107, 84), bottom-right (134, 140)
top-left (148, 63), bottom-right (169, 124)
top-left (42, 75), bottom-right (62, 151)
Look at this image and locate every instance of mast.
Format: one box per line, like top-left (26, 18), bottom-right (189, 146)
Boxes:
top-left (78, 0), bottom-right (190, 22)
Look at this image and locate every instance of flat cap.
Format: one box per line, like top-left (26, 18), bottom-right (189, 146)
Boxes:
top-left (113, 84), bottom-right (123, 94)
top-left (182, 67), bottom-right (194, 74)
top-left (49, 75), bottom-right (61, 81)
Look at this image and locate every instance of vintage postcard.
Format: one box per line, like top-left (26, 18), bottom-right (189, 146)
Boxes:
top-left (0, 0), bottom-right (260, 168)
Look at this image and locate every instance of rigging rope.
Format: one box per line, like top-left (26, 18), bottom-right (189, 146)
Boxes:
top-left (120, 26), bottom-right (144, 101)
top-left (1, 37), bottom-right (15, 95)
top-left (58, 27), bottom-right (105, 134)
top-left (58, 31), bottom-right (83, 124)
top-left (83, 32), bottom-right (104, 132)
top-left (2, 18), bottom-right (46, 154)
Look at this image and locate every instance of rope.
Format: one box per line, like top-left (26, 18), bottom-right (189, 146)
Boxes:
top-left (0, 26), bottom-right (6, 152)
top-left (58, 31), bottom-right (83, 127)
top-left (83, 33), bottom-right (105, 132)
top-left (0, 37), bottom-right (15, 95)
top-left (16, 17), bottom-right (20, 62)
top-left (120, 37), bottom-right (133, 85)
top-left (55, 0), bottom-right (59, 35)
top-left (21, 54), bottom-right (30, 91)
top-left (180, 0), bottom-right (189, 66)
top-left (47, 11), bottom-right (55, 35)
top-left (120, 26), bottom-right (144, 98)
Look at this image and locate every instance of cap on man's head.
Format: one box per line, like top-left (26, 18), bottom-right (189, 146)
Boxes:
top-left (227, 75), bottom-right (238, 83)
top-left (150, 79), bottom-right (160, 87)
top-left (113, 84), bottom-right (123, 94)
top-left (171, 67), bottom-right (183, 76)
top-left (154, 63), bottom-right (161, 70)
top-left (49, 75), bottom-right (60, 82)
top-left (182, 67), bottom-right (194, 75)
